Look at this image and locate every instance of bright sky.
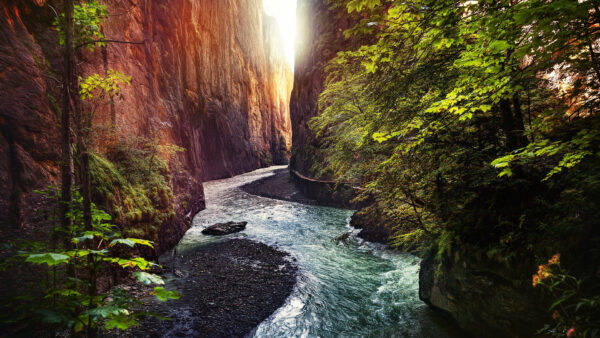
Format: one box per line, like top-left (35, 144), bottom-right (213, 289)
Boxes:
top-left (262, 0), bottom-right (297, 68)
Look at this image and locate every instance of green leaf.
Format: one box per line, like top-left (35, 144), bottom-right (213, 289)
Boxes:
top-left (72, 234), bottom-right (94, 244)
top-left (110, 238), bottom-right (154, 248)
top-left (151, 287), bottom-right (181, 302)
top-left (25, 253), bottom-right (69, 266)
top-left (105, 257), bottom-right (154, 270)
top-left (104, 315), bottom-right (138, 330)
top-left (127, 238), bottom-right (154, 248)
top-left (109, 238), bottom-right (136, 248)
top-left (498, 168), bottom-right (513, 178)
top-left (489, 40), bottom-right (511, 53)
top-left (133, 271), bottom-right (164, 286)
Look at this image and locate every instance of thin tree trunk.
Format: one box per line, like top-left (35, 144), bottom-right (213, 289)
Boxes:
top-left (73, 104), bottom-right (92, 232)
top-left (512, 94), bottom-right (528, 147)
top-left (75, 91), bottom-right (96, 338)
top-left (499, 98), bottom-right (518, 151)
top-left (76, 119), bottom-right (96, 338)
top-left (60, 4), bottom-right (79, 337)
top-left (79, 139), bottom-right (92, 232)
top-left (60, 0), bottom-right (74, 240)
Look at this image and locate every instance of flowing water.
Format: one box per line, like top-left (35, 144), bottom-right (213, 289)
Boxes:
top-left (173, 166), bottom-right (459, 338)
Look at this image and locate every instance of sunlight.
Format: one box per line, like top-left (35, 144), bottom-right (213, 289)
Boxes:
top-left (262, 0), bottom-right (297, 69)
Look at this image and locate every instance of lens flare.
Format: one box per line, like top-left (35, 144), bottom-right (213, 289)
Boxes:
top-left (262, 0), bottom-right (297, 68)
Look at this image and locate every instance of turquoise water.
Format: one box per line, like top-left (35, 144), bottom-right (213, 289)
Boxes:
top-left (175, 166), bottom-right (458, 338)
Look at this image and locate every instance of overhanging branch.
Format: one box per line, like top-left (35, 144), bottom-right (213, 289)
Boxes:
top-left (76, 39), bottom-right (146, 50)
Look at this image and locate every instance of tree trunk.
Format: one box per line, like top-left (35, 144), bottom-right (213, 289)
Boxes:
top-left (74, 105), bottom-right (92, 232)
top-left (512, 94), bottom-right (528, 147)
top-left (60, 0), bottom-right (74, 240)
top-left (499, 98), bottom-right (518, 151)
top-left (79, 140), bottom-right (92, 232)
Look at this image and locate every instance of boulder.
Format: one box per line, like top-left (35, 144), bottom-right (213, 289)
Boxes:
top-left (419, 251), bottom-right (548, 337)
top-left (349, 208), bottom-right (393, 244)
top-left (202, 222), bottom-right (247, 236)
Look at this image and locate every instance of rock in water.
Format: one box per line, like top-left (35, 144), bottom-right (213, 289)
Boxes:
top-left (202, 222), bottom-right (247, 236)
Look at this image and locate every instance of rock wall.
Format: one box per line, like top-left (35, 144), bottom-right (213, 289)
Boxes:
top-left (289, 0), bottom-right (352, 177)
top-left (419, 251), bottom-right (548, 337)
top-left (0, 0), bottom-right (293, 253)
top-left (0, 1), bottom-right (63, 242)
top-left (88, 0), bottom-right (293, 181)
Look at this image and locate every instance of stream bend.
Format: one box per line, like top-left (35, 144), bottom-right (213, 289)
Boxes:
top-left (175, 166), bottom-right (456, 338)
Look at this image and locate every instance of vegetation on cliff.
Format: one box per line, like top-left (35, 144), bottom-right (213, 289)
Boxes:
top-left (89, 137), bottom-right (184, 242)
top-left (2, 1), bottom-right (182, 335)
top-left (1, 192), bottom-right (180, 334)
top-left (312, 0), bottom-right (600, 335)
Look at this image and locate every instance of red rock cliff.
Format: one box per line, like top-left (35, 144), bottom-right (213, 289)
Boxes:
top-left (0, 0), bottom-right (293, 252)
top-left (89, 0), bottom-right (293, 180)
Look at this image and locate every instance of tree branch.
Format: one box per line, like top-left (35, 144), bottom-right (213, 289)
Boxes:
top-left (76, 39), bottom-right (146, 50)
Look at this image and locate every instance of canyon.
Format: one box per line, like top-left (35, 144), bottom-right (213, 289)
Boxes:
top-left (290, 0), bottom-right (353, 178)
top-left (0, 1), bottom-right (578, 337)
top-left (0, 0), bottom-right (292, 253)
top-left (288, 1), bottom-right (550, 337)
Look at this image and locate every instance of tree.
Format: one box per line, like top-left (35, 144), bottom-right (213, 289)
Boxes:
top-left (59, 0), bottom-right (75, 248)
top-left (1, 189), bottom-right (180, 335)
top-left (315, 0), bottom-right (600, 333)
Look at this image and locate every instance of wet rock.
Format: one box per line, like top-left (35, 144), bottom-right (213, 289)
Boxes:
top-left (419, 251), bottom-right (547, 337)
top-left (240, 168), bottom-right (317, 205)
top-left (332, 232), bottom-right (352, 247)
top-left (202, 222), bottom-right (247, 236)
top-left (350, 208), bottom-right (393, 244)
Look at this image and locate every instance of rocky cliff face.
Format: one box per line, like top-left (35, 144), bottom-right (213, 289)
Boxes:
top-left (419, 251), bottom-right (547, 337)
top-left (290, 0), bottom-right (352, 177)
top-left (87, 0), bottom-right (293, 180)
top-left (0, 0), bottom-right (293, 253)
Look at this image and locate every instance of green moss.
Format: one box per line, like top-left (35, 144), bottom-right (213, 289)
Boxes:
top-left (258, 150), bottom-right (273, 167)
top-left (89, 140), bottom-right (177, 242)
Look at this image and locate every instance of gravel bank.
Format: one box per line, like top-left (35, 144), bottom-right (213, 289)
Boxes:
top-left (116, 239), bottom-right (297, 338)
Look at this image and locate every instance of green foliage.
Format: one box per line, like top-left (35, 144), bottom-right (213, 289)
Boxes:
top-left (151, 287), bottom-right (182, 302)
top-left (89, 135), bottom-right (182, 241)
top-left (53, 1), bottom-right (109, 51)
top-left (25, 253), bottom-right (70, 266)
top-left (313, 0), bottom-right (600, 333)
top-left (492, 123), bottom-right (600, 181)
top-left (315, 0), bottom-right (600, 301)
top-left (533, 254), bottom-right (600, 337)
top-left (0, 189), bottom-right (180, 334)
top-left (80, 70), bottom-right (132, 100)
top-left (346, 0), bottom-right (382, 13)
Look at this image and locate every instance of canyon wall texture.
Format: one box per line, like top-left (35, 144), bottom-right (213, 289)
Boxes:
top-left (88, 0), bottom-right (293, 180)
top-left (419, 251), bottom-right (547, 337)
top-left (0, 0), bottom-right (293, 253)
top-left (289, 0), bottom-right (352, 177)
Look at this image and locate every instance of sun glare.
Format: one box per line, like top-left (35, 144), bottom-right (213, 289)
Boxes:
top-left (262, 0), bottom-right (297, 69)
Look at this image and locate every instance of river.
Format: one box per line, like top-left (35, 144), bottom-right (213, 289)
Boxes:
top-left (172, 166), bottom-right (458, 338)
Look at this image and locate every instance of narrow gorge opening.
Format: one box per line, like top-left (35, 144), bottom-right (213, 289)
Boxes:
top-left (262, 0), bottom-right (297, 69)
